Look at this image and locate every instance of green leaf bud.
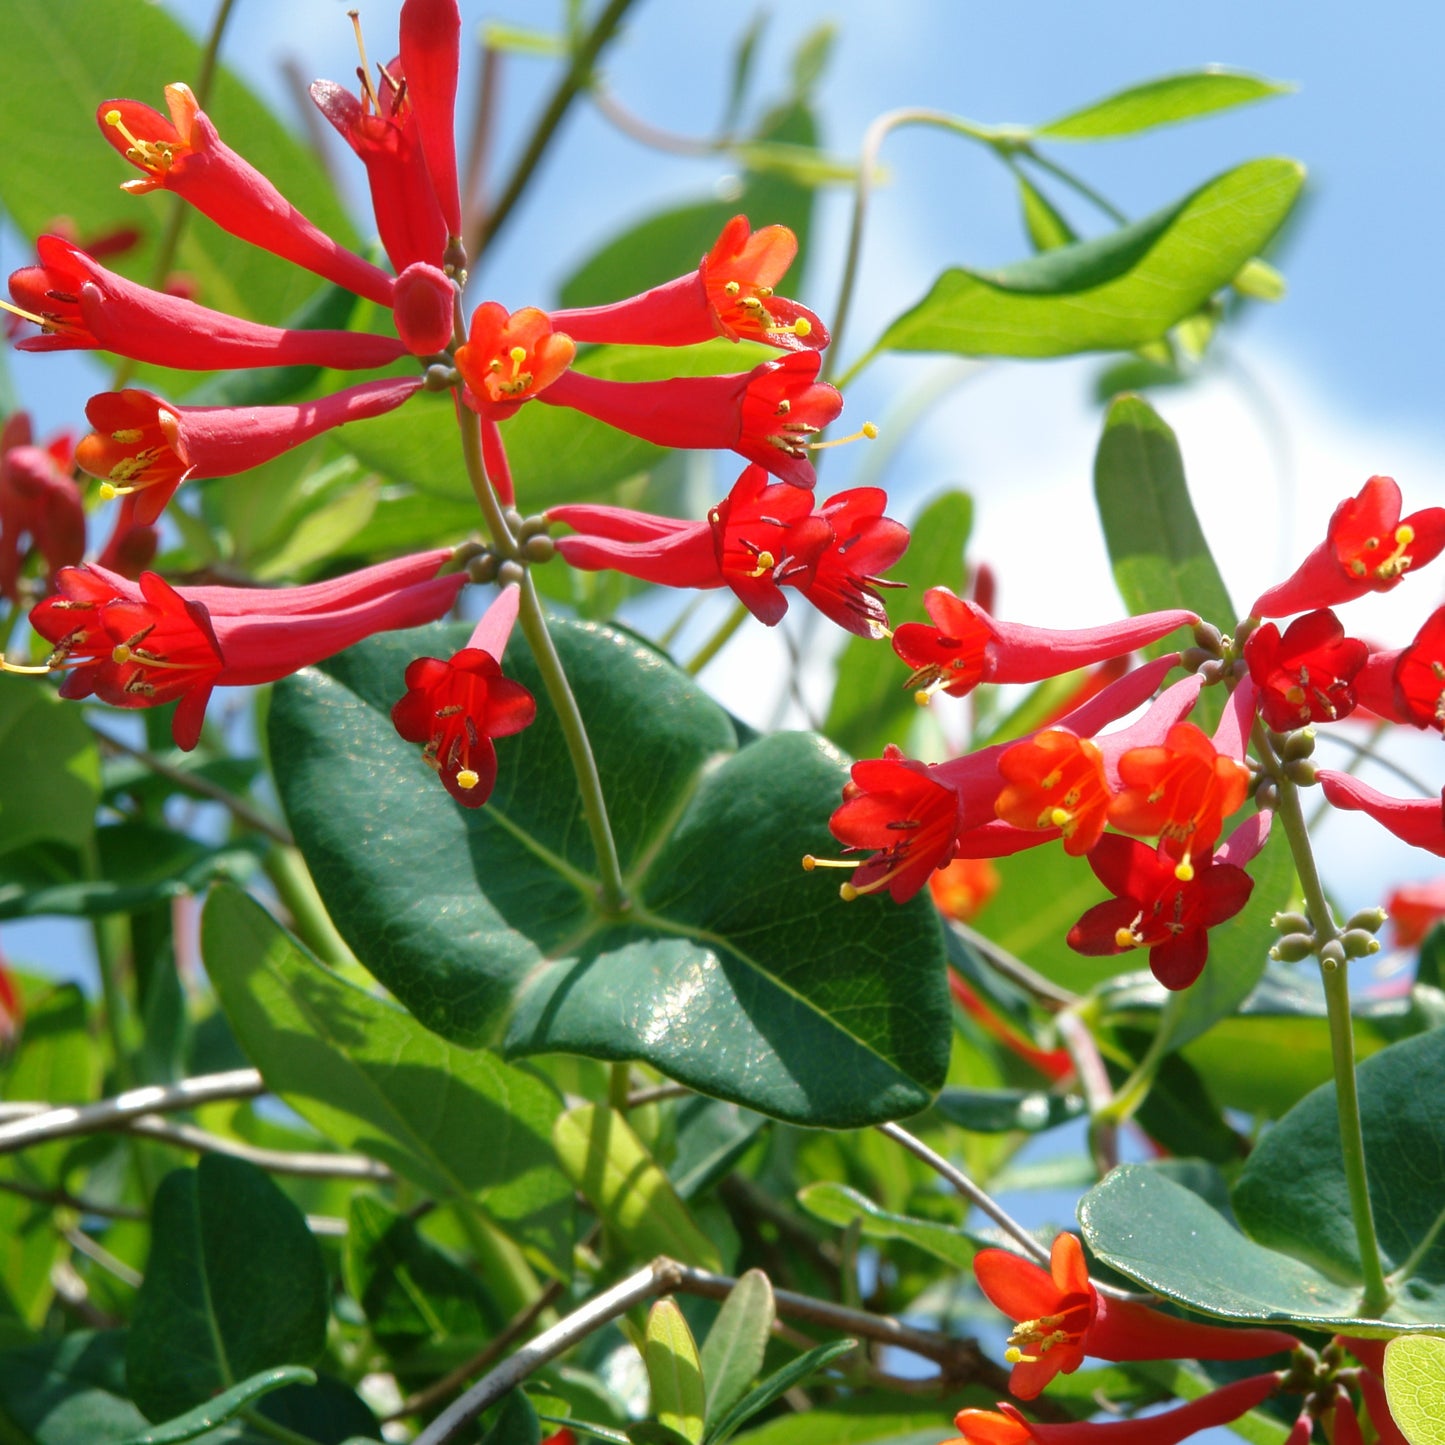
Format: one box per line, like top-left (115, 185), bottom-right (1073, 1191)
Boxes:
top-left (1345, 906), bottom-right (1389, 934)
top-left (1270, 933), bottom-right (1316, 963)
top-left (1341, 929), bottom-right (1382, 958)
top-left (1283, 728), bottom-right (1317, 761)
top-left (1272, 910), bottom-right (1312, 934)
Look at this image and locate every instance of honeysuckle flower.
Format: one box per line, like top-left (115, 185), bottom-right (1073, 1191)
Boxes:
top-left (398, 0), bottom-right (463, 240)
top-left (9, 235), bottom-right (407, 371)
top-left (930, 857), bottom-right (1001, 923)
top-left (540, 349), bottom-right (845, 490)
top-left (1385, 878), bottom-right (1445, 948)
top-left (786, 487), bottom-right (909, 639)
top-left (818, 655), bottom-right (1183, 901)
top-left (994, 732), bottom-right (1113, 856)
top-left (1244, 608), bottom-right (1367, 731)
top-left (456, 303), bottom-right (577, 419)
top-left (813, 745), bottom-right (965, 903)
top-left (1373, 604), bottom-right (1445, 732)
top-left (551, 215), bottom-right (829, 353)
top-left (974, 1233), bottom-right (1294, 1401)
top-left (1252, 475), bottom-right (1445, 618)
top-left (0, 412), bottom-right (84, 601)
top-left (948, 1373), bottom-right (1282, 1445)
top-left (1318, 771), bottom-right (1445, 856)
top-left (97, 84), bottom-right (396, 306)
top-left (1067, 815), bottom-right (1268, 988)
top-left (393, 262), bottom-right (457, 355)
top-left (1108, 720), bottom-right (1252, 880)
top-left (892, 590), bottom-right (1197, 701)
top-left (14, 553), bottom-right (464, 750)
top-left (311, 52), bottom-right (448, 274)
top-left (392, 585), bottom-right (536, 806)
top-left (947, 967), bottom-right (1073, 1081)
top-left (74, 378), bottom-right (424, 525)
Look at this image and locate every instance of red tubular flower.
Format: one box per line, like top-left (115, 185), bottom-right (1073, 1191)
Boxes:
top-left (1109, 722), bottom-right (1251, 879)
top-left (1244, 609), bottom-right (1367, 731)
top-left (931, 858), bottom-right (1001, 924)
top-left (1385, 878), bottom-right (1445, 948)
top-left (551, 215), bottom-right (828, 353)
top-left (392, 262), bottom-right (456, 355)
top-left (1357, 1366), bottom-right (1410, 1445)
top-left (19, 556), bottom-right (464, 750)
top-left (455, 303), bottom-right (576, 419)
top-left (541, 350), bottom-right (844, 490)
top-left (949, 1374), bottom-right (1281, 1445)
top-left (398, 0), bottom-right (463, 239)
top-left (814, 745), bottom-right (965, 903)
top-left (74, 378), bottom-right (423, 525)
top-left (1388, 604), bottom-right (1445, 731)
top-left (994, 732), bottom-right (1113, 857)
top-left (892, 589), bottom-right (1196, 700)
top-left (97, 84), bottom-right (396, 306)
top-left (392, 586), bottom-right (536, 806)
top-left (1253, 475), bottom-right (1445, 618)
top-left (947, 967), bottom-right (1073, 1081)
top-left (0, 413), bottom-right (84, 601)
top-left (1067, 823), bottom-right (1263, 988)
top-left (9, 235), bottom-right (406, 371)
top-left (785, 488), bottom-right (908, 639)
top-left (975, 1234), bottom-right (1293, 1400)
top-left (1318, 771), bottom-right (1445, 857)
top-left (311, 51), bottom-right (448, 274)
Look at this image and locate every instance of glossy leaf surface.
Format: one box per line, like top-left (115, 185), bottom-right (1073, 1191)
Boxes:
top-left (269, 621), bottom-right (951, 1128)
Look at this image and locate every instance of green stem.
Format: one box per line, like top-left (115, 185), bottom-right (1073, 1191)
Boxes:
top-left (1017, 148), bottom-right (1128, 225)
top-left (471, 0), bottom-right (640, 258)
top-left (454, 406), bottom-right (626, 914)
top-left (263, 847), bottom-right (355, 970)
top-left (608, 1061), bottom-right (631, 1113)
top-left (1258, 723), bottom-right (1391, 1314)
top-left (685, 601), bottom-right (748, 675)
top-left (1095, 988), bottom-right (1184, 1128)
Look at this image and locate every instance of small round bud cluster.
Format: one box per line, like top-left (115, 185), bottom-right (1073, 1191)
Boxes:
top-left (423, 362), bottom-right (460, 390)
top-left (1197, 658), bottom-right (1227, 685)
top-left (1283, 728), bottom-right (1317, 762)
top-left (1340, 929), bottom-right (1382, 958)
top-left (1192, 621), bottom-right (1225, 657)
top-left (1318, 938), bottom-right (1347, 972)
top-left (1345, 906), bottom-right (1389, 934)
top-left (1253, 777), bottom-right (1279, 811)
top-left (1271, 932), bottom-right (1316, 963)
top-left (467, 551), bottom-right (500, 584)
top-left (1283, 758), bottom-right (1317, 786)
top-left (496, 559), bottom-right (527, 588)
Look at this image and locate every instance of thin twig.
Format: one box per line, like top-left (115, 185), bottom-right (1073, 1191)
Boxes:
top-left (0, 1069), bottom-right (266, 1153)
top-left (948, 920), bottom-right (1078, 1009)
top-left (0, 1174), bottom-right (145, 1220)
top-left (412, 1260), bottom-right (683, 1445)
top-left (63, 1225), bottom-right (143, 1288)
top-left (124, 1117), bottom-right (393, 1181)
top-left (625, 1082), bottom-right (695, 1108)
top-left (95, 730), bottom-right (294, 847)
top-left (470, 0), bottom-right (639, 258)
top-left (590, 81), bottom-right (729, 157)
top-left (1055, 1010), bottom-right (1120, 1177)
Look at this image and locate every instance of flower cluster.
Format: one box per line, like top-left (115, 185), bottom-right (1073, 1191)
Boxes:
top-left (817, 472), bottom-right (1445, 992)
top-left (1, 0), bottom-right (885, 809)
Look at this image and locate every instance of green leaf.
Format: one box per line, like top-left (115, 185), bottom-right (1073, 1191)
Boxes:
top-left (268, 620), bottom-right (951, 1129)
top-left (484, 1391), bottom-right (541, 1445)
top-left (1384, 1336), bottom-right (1445, 1445)
top-left (1037, 69), bottom-right (1293, 141)
top-left (699, 1271), bottom-right (774, 1428)
top-left (796, 1183), bottom-right (976, 1269)
top-left (644, 1300), bottom-right (705, 1445)
top-left (706, 1339), bottom-right (855, 1445)
top-left (1232, 1027), bottom-right (1445, 1327)
top-left (117, 1367), bottom-right (316, 1445)
top-left (0, 675), bottom-right (99, 861)
top-left (0, 1332), bottom-right (150, 1444)
top-left (731, 1408), bottom-right (973, 1445)
top-left (1015, 173), bottom-right (1078, 252)
top-left (871, 159), bottom-right (1304, 360)
top-left (0, 1), bottom-right (358, 355)
top-left (201, 886), bottom-right (574, 1274)
top-left (930, 1087), bottom-right (1086, 1134)
top-left (1093, 393), bottom-right (1235, 638)
top-left (344, 1195), bottom-right (499, 1352)
top-left (824, 490), bottom-right (973, 759)
top-left (553, 1106), bottom-right (721, 1271)
top-left (126, 1156), bottom-right (329, 1421)
top-left (669, 1099), bottom-right (770, 1202)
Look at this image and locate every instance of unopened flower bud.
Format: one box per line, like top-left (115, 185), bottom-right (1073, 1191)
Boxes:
top-left (1283, 728), bottom-right (1317, 761)
top-left (1233, 615), bottom-right (1260, 649)
top-left (467, 552), bottom-right (500, 584)
top-left (1191, 621), bottom-right (1224, 657)
top-left (1285, 758), bottom-right (1317, 786)
top-left (1345, 906), bottom-right (1389, 934)
top-left (1198, 658), bottom-right (1225, 685)
top-left (1266, 729), bottom-right (1290, 754)
top-left (1270, 932), bottom-right (1316, 963)
top-left (1180, 646), bottom-right (1213, 671)
top-left (523, 534), bottom-right (555, 563)
top-left (1341, 929), bottom-right (1382, 958)
top-left (392, 261), bottom-right (456, 356)
top-left (1319, 939), bottom-right (1347, 971)
top-left (496, 559), bottom-right (527, 588)
top-left (1254, 778), bottom-right (1279, 811)
top-left (1272, 910), bottom-right (1312, 934)
top-left (517, 512), bottom-right (551, 540)
top-left (503, 508), bottom-right (524, 534)
top-left (424, 362), bottom-right (459, 390)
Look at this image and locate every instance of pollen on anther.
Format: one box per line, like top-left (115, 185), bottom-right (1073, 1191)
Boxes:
top-left (1174, 856), bottom-right (1195, 883)
top-left (839, 882), bottom-right (859, 901)
top-left (456, 769), bottom-right (480, 790)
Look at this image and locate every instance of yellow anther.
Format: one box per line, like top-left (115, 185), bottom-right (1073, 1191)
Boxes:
top-left (724, 280), bottom-right (741, 295)
top-left (1049, 807), bottom-right (1072, 828)
top-left (839, 882), bottom-right (859, 901)
top-left (1174, 855), bottom-right (1195, 883)
top-left (792, 318), bottom-right (812, 337)
top-left (104, 108), bottom-right (122, 126)
top-left (456, 769), bottom-right (480, 790)
top-left (1398, 524), bottom-right (1416, 546)
top-left (111, 428), bottom-right (145, 444)
top-left (111, 644), bottom-right (132, 665)
top-left (1040, 769), bottom-right (1062, 790)
top-left (914, 689), bottom-right (932, 707)
top-left (1115, 926), bottom-right (1140, 948)
top-left (1004, 1348), bottom-right (1024, 1364)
